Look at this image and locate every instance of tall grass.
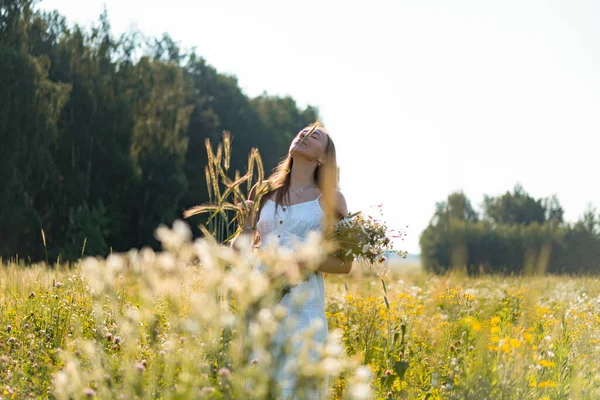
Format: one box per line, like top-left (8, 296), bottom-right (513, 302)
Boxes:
top-left (1, 248), bottom-right (599, 398)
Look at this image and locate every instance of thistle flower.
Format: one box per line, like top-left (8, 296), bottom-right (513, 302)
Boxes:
top-left (134, 363), bottom-right (146, 372)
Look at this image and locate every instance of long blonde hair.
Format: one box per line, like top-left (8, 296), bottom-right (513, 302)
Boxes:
top-left (251, 122), bottom-right (340, 229)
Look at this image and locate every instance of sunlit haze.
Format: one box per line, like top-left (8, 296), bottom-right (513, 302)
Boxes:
top-left (39, 0), bottom-right (600, 253)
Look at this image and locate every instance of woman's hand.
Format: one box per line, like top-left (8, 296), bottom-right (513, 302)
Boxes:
top-left (231, 200), bottom-right (256, 251)
top-left (317, 254), bottom-right (353, 274)
top-left (237, 200), bottom-right (254, 229)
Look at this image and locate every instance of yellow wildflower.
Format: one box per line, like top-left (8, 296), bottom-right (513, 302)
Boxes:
top-left (510, 338), bottom-right (522, 349)
top-left (537, 380), bottom-right (557, 388)
top-left (537, 360), bottom-right (556, 368)
top-left (529, 378), bottom-right (537, 387)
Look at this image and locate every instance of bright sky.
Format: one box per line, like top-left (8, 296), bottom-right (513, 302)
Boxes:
top-left (39, 0), bottom-right (600, 254)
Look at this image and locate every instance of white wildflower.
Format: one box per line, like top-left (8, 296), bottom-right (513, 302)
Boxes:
top-left (355, 366), bottom-right (372, 381)
top-left (156, 252), bottom-right (176, 271)
top-left (173, 220), bottom-right (192, 243)
top-left (322, 358), bottom-right (342, 375)
top-left (350, 383), bottom-right (373, 400)
top-left (106, 254), bottom-right (125, 273)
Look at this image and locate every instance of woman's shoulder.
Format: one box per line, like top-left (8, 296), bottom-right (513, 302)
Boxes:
top-left (335, 190), bottom-right (348, 217)
top-left (317, 190), bottom-right (347, 217)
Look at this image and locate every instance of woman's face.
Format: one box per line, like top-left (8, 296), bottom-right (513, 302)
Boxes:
top-left (289, 127), bottom-right (328, 162)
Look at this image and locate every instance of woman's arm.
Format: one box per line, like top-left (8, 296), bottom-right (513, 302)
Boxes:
top-left (316, 254), bottom-right (353, 274)
top-left (316, 191), bottom-right (353, 274)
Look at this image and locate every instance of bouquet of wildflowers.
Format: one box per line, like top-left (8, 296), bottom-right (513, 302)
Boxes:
top-left (328, 210), bottom-right (407, 269)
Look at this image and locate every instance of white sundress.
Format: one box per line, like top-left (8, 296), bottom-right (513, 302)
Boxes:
top-left (251, 195), bottom-right (330, 399)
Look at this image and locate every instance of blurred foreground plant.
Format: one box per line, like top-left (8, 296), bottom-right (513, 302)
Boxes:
top-left (47, 221), bottom-right (366, 399)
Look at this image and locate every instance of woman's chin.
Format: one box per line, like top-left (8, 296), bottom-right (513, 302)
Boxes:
top-left (291, 147), bottom-right (312, 160)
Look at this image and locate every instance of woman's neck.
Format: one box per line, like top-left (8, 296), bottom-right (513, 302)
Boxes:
top-left (290, 157), bottom-right (317, 188)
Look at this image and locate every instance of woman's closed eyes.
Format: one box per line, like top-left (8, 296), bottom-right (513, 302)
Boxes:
top-left (300, 131), bottom-right (320, 140)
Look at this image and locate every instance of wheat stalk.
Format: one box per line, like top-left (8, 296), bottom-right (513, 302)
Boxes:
top-left (185, 132), bottom-right (266, 244)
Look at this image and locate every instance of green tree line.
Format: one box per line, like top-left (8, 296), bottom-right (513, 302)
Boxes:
top-left (420, 184), bottom-right (600, 275)
top-left (1, 0), bottom-right (318, 262)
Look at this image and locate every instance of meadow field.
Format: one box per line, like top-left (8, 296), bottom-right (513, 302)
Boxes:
top-left (1, 227), bottom-right (599, 400)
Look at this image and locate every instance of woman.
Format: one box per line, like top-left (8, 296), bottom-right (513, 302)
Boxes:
top-left (233, 122), bottom-right (352, 399)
